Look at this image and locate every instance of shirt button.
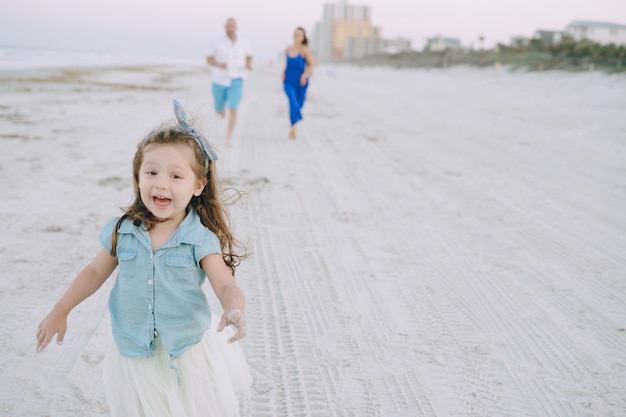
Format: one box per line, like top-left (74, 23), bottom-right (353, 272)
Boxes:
top-left (148, 304), bottom-right (152, 310)
top-left (148, 279), bottom-right (153, 285)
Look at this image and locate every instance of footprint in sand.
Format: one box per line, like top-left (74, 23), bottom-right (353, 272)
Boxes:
top-left (98, 176), bottom-right (129, 191)
top-left (81, 352), bottom-right (104, 365)
top-left (222, 175), bottom-right (270, 191)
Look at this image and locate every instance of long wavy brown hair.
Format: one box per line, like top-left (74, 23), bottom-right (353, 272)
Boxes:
top-left (110, 127), bottom-right (246, 274)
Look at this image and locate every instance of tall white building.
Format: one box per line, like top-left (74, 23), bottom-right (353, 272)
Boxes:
top-left (311, 1), bottom-right (373, 61)
top-left (311, 1), bottom-right (411, 61)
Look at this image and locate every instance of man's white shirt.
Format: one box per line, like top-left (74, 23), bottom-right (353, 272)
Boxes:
top-left (209, 35), bottom-right (252, 86)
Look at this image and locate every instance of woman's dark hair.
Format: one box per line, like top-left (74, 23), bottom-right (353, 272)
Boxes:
top-left (296, 27), bottom-right (308, 45)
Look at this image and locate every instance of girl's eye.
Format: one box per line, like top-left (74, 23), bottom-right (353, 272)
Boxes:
top-left (146, 171), bottom-right (157, 176)
top-left (172, 174), bottom-right (182, 179)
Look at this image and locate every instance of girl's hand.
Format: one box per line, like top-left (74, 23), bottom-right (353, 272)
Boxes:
top-left (217, 309), bottom-right (247, 343)
top-left (300, 74), bottom-right (307, 86)
top-left (36, 308), bottom-right (68, 352)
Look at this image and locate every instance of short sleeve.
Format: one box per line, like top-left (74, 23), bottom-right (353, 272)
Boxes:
top-left (99, 217), bottom-right (121, 254)
top-left (193, 229), bottom-right (222, 266)
top-left (245, 39), bottom-right (253, 56)
top-left (208, 38), bottom-right (219, 57)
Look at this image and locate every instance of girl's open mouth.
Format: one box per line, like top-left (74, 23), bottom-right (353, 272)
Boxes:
top-left (153, 196), bottom-right (172, 210)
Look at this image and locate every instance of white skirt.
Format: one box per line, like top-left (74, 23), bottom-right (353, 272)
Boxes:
top-left (102, 325), bottom-right (252, 417)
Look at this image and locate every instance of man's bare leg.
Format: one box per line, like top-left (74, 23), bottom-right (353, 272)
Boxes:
top-left (289, 125), bottom-right (296, 139)
top-left (225, 109), bottom-right (237, 147)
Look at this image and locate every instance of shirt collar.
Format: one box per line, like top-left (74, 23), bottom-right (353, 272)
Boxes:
top-left (117, 209), bottom-right (211, 250)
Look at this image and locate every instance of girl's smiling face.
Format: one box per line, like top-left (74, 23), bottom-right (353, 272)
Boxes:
top-left (138, 143), bottom-right (206, 223)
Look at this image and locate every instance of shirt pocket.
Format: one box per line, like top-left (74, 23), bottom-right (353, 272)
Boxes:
top-left (116, 247), bottom-right (138, 279)
top-left (165, 253), bottom-right (196, 282)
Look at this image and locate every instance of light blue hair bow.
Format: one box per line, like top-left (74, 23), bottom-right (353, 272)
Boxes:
top-left (173, 99), bottom-right (218, 163)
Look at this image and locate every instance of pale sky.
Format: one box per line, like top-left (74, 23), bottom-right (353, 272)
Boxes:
top-left (1, 0), bottom-right (625, 62)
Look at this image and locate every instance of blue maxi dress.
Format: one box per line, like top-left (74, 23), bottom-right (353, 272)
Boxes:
top-left (283, 54), bottom-right (309, 126)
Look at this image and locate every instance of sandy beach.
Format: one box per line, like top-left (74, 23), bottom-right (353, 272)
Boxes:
top-left (1, 62), bottom-right (626, 416)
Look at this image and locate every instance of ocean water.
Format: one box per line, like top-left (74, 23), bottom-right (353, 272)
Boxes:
top-left (0, 45), bottom-right (200, 69)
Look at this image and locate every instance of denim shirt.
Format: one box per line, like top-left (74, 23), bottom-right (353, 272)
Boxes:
top-left (99, 209), bottom-right (221, 360)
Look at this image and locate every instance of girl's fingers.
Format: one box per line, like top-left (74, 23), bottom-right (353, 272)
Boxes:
top-left (36, 326), bottom-right (65, 352)
top-left (228, 326), bottom-right (246, 343)
top-left (37, 331), bottom-right (49, 352)
top-left (220, 310), bottom-right (247, 343)
top-left (56, 329), bottom-right (65, 345)
top-left (229, 314), bottom-right (247, 343)
top-left (216, 313), bottom-right (228, 332)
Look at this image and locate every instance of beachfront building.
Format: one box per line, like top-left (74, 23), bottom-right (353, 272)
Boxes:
top-left (425, 36), bottom-right (461, 52)
top-left (332, 12), bottom-right (375, 59)
top-left (377, 37), bottom-right (412, 54)
top-left (344, 31), bottom-right (379, 59)
top-left (533, 30), bottom-right (564, 44)
top-left (510, 36), bottom-right (531, 48)
top-left (311, 1), bottom-right (373, 61)
top-left (344, 35), bottom-right (412, 59)
top-left (565, 20), bottom-right (626, 45)
top-left (310, 0), bottom-right (411, 61)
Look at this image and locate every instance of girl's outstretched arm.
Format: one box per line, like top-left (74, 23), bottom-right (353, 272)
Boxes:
top-left (36, 248), bottom-right (118, 352)
top-left (201, 253), bottom-right (247, 343)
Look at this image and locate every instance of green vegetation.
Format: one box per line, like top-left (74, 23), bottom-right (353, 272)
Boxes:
top-left (347, 38), bottom-right (626, 73)
top-left (497, 38), bottom-right (626, 72)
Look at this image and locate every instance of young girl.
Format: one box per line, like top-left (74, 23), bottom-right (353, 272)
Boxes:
top-left (282, 26), bottom-right (315, 139)
top-left (36, 100), bottom-right (252, 416)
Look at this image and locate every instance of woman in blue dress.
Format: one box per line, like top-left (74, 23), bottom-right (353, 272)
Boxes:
top-left (282, 27), bottom-right (315, 139)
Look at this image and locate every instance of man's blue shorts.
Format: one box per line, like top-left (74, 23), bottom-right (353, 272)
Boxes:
top-left (212, 78), bottom-right (243, 112)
